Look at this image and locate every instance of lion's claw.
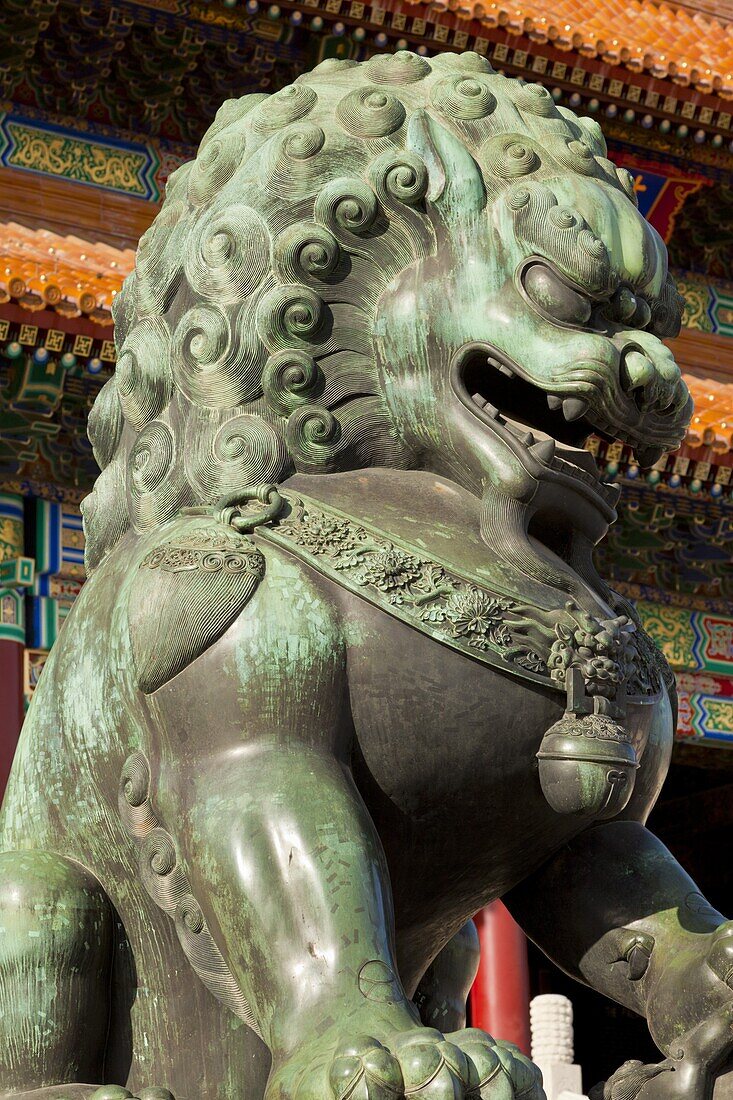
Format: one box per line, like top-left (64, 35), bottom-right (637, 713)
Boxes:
top-left (394, 1031), bottom-right (467, 1099)
top-left (596, 1060), bottom-right (673, 1099)
top-left (330, 1037), bottom-right (404, 1100)
top-left (450, 1030), bottom-right (541, 1100)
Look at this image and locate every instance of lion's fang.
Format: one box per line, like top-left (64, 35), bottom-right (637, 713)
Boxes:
top-left (531, 439), bottom-right (556, 463)
top-left (562, 397), bottom-right (589, 422)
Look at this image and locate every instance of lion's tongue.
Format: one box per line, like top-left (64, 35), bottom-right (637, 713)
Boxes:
top-left (554, 442), bottom-right (600, 477)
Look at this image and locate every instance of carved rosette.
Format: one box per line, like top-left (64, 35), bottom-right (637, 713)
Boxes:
top-left (441, 588), bottom-right (513, 650)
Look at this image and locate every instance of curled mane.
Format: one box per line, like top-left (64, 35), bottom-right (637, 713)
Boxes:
top-left (83, 49), bottom-right (649, 572)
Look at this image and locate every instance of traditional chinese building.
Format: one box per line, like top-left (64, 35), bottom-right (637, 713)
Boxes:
top-left (1, 0), bottom-right (732, 1086)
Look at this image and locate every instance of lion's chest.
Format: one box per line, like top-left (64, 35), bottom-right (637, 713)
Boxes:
top-left (341, 593), bottom-right (658, 928)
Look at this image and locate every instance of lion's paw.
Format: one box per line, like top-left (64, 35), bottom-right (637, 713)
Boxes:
top-left (328, 1027), bottom-right (544, 1100)
top-left (590, 1056), bottom-right (723, 1100)
top-left (590, 1060), bottom-right (672, 1099)
top-left (90, 1086), bottom-right (175, 1100)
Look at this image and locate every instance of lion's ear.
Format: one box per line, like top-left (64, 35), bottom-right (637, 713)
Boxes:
top-left (406, 110), bottom-right (486, 221)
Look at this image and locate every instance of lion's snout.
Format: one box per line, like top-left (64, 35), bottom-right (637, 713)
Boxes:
top-left (612, 330), bottom-right (682, 406)
top-left (610, 331), bottom-right (692, 447)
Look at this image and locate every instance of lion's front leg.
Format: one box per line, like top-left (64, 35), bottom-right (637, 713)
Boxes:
top-left (507, 820), bottom-right (733, 1099)
top-left (171, 745), bottom-right (541, 1100)
top-left (0, 852), bottom-right (112, 1095)
top-left (142, 556), bottom-right (543, 1100)
top-left (182, 740), bottom-right (419, 1050)
top-left (413, 921), bottom-right (480, 1033)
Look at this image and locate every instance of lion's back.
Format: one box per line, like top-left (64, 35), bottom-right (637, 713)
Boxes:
top-left (0, 552), bottom-right (137, 852)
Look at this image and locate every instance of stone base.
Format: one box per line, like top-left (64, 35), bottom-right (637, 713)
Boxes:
top-left (538, 1062), bottom-right (583, 1100)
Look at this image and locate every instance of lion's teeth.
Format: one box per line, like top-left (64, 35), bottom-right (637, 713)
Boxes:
top-left (531, 438), bottom-right (556, 463)
top-left (522, 430), bottom-right (535, 446)
top-left (472, 393), bottom-right (500, 418)
top-left (488, 356), bottom-right (514, 378)
top-left (547, 394), bottom-right (563, 411)
top-left (562, 397), bottom-right (589, 422)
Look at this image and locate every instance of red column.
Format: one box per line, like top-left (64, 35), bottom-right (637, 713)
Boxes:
top-left (469, 900), bottom-right (531, 1055)
top-left (0, 637), bottom-right (24, 800)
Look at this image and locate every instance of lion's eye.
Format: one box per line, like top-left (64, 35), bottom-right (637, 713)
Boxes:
top-left (630, 297), bottom-right (652, 329)
top-left (522, 263), bottom-right (592, 327)
top-left (611, 285), bottom-right (638, 323)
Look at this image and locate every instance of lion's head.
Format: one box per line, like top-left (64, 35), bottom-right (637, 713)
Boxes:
top-left (83, 50), bottom-right (691, 597)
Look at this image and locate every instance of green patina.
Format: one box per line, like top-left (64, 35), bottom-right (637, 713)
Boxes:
top-left (0, 48), bottom-right (730, 1100)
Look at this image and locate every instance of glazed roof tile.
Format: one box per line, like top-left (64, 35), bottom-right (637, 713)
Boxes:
top-left (420, 0), bottom-right (733, 95)
top-left (685, 374), bottom-right (733, 452)
top-left (0, 222), bottom-right (131, 324)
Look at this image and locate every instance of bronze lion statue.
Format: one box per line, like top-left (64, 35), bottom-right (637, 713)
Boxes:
top-left (2, 50), bottom-right (732, 1100)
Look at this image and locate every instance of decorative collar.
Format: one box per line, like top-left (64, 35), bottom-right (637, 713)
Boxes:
top-left (247, 487), bottom-right (667, 711)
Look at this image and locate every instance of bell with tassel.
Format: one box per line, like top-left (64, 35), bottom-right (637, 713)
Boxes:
top-left (537, 668), bottom-right (639, 820)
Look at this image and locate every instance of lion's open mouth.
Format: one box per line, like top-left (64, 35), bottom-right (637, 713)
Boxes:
top-left (451, 343), bottom-right (622, 515)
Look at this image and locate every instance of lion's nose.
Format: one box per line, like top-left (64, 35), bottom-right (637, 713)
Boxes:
top-left (617, 341), bottom-right (683, 415)
top-left (621, 350), bottom-right (656, 403)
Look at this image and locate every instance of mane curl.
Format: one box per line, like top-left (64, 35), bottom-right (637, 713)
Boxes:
top-left (83, 49), bottom-right (646, 571)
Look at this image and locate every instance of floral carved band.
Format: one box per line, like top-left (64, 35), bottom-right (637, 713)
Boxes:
top-left (254, 491), bottom-right (665, 704)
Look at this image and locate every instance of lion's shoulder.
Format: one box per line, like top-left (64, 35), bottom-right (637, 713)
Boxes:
top-left (127, 516), bottom-right (267, 695)
top-left (126, 511), bottom-right (347, 697)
